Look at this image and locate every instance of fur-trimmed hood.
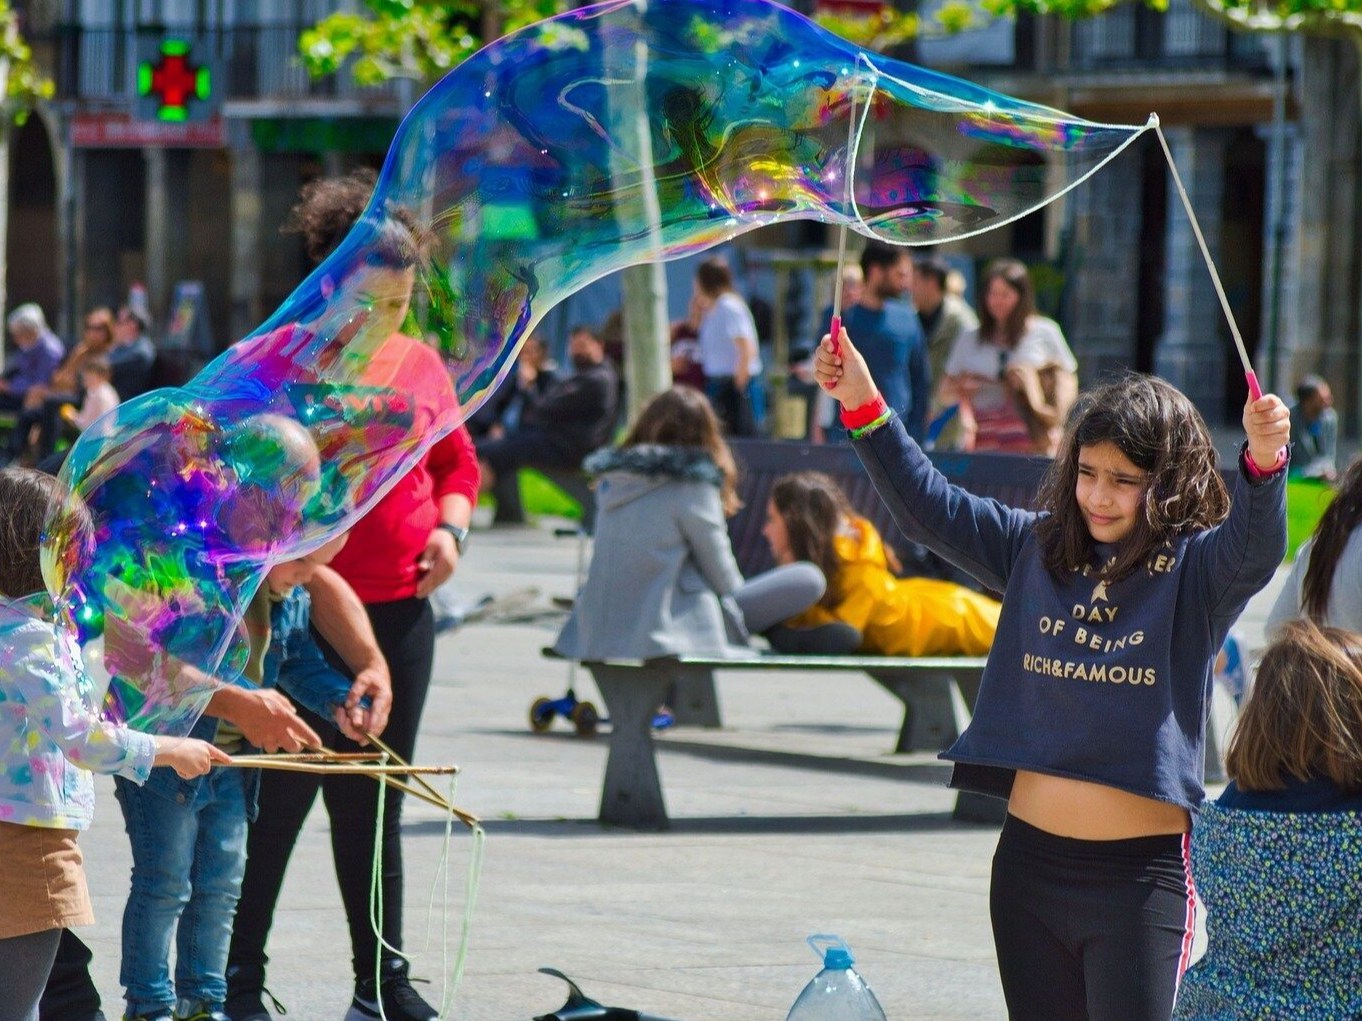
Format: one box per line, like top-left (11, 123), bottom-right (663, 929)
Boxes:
top-left (584, 444), bottom-right (723, 484)
top-left (585, 444), bottom-right (723, 512)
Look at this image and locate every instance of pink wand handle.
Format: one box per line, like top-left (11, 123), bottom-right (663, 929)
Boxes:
top-left (822, 315), bottom-right (842, 391)
top-left (1245, 370), bottom-right (1262, 402)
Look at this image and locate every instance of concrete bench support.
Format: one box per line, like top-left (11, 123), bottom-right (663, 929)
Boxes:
top-left (667, 665), bottom-right (722, 728)
top-left (590, 664), bottom-right (674, 830)
top-left (868, 665), bottom-right (983, 753)
top-left (578, 655), bottom-right (994, 830)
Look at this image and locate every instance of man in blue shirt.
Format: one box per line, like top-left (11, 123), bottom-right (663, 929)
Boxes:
top-left (835, 243), bottom-right (929, 440)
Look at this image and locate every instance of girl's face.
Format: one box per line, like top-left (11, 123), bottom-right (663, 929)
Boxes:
top-left (984, 276), bottom-right (1021, 326)
top-left (762, 499), bottom-right (794, 565)
top-left (1075, 441), bottom-right (1149, 544)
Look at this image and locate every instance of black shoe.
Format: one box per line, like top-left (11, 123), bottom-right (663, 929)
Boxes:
top-left (343, 961), bottom-right (437, 1021)
top-left (224, 963), bottom-right (286, 1021)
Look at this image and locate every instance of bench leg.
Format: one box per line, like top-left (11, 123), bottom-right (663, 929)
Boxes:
top-left (589, 665), bottom-right (674, 830)
top-left (667, 665), bottom-right (721, 728)
top-left (869, 669), bottom-right (976, 753)
top-left (492, 471), bottom-right (525, 524)
top-left (952, 791), bottom-right (1008, 825)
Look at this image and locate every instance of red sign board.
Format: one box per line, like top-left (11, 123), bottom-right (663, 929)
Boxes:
top-left (70, 114), bottom-right (225, 149)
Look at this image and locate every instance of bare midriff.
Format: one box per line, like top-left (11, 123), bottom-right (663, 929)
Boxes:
top-left (1008, 770), bottom-right (1191, 840)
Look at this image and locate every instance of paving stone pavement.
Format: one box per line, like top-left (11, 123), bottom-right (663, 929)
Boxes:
top-left (79, 515), bottom-right (1288, 1021)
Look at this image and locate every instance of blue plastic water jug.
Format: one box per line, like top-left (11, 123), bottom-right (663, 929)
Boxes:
top-left (785, 934), bottom-right (888, 1021)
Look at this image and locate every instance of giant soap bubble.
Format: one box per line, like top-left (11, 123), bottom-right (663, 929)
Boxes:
top-left (42, 0), bottom-right (1151, 732)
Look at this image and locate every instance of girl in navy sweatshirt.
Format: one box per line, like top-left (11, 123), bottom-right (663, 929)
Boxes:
top-left (815, 332), bottom-right (1290, 1021)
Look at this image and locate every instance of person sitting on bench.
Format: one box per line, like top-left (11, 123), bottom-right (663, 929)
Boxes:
top-left (476, 325), bottom-right (619, 521)
top-left (553, 386), bottom-right (823, 662)
top-left (761, 471), bottom-right (1001, 656)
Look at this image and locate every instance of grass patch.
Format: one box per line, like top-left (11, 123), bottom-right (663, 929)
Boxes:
top-left (519, 469), bottom-right (584, 520)
top-left (1287, 478), bottom-right (1334, 561)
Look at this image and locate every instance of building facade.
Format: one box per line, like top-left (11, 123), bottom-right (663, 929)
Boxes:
top-left (16, 0), bottom-right (402, 357)
top-left (10, 1), bottom-right (1349, 430)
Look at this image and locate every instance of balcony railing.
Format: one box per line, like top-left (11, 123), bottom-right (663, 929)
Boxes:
top-left (52, 24), bottom-right (401, 104)
top-left (1066, 0), bottom-right (1270, 72)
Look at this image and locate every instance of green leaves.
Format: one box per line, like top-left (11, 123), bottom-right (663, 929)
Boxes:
top-left (297, 0), bottom-right (573, 87)
top-left (0, 1), bottom-right (53, 126)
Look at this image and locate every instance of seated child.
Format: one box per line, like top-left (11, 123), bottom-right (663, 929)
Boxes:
top-left (762, 471), bottom-right (1002, 656)
top-left (1173, 618), bottom-right (1362, 1020)
top-left (115, 533), bottom-right (389, 1021)
top-left (0, 467), bottom-right (224, 1021)
top-left (61, 357), bottom-right (120, 435)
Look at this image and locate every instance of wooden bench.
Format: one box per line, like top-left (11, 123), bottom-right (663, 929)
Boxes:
top-left (548, 439), bottom-right (1052, 829)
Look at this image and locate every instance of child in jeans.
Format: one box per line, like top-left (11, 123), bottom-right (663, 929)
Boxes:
top-left (0, 467), bottom-right (224, 1021)
top-left (116, 532), bottom-right (391, 1021)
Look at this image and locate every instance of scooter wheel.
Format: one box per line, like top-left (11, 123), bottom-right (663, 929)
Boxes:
top-left (570, 701), bottom-right (600, 737)
top-left (529, 696), bottom-right (555, 732)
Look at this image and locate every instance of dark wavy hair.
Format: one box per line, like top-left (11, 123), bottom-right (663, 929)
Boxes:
top-left (283, 167), bottom-right (429, 267)
top-left (1227, 618), bottom-right (1362, 794)
top-left (0, 468), bottom-right (91, 599)
top-left (1300, 456), bottom-right (1362, 621)
top-left (769, 472), bottom-right (900, 608)
top-left (1034, 374), bottom-right (1228, 582)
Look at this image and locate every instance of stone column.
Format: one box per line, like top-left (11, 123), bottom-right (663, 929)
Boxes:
top-left (144, 146), bottom-right (168, 316)
top-left (1293, 35), bottom-right (1361, 434)
top-left (1061, 146), bottom-right (1143, 385)
top-left (1155, 125), bottom-right (1230, 424)
top-left (228, 126), bottom-right (262, 345)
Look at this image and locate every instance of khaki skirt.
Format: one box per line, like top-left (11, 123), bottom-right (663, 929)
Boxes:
top-left (0, 821), bottom-right (94, 939)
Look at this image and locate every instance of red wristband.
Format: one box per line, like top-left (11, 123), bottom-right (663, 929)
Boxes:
top-left (1245, 445), bottom-right (1287, 478)
top-left (840, 393), bottom-right (889, 430)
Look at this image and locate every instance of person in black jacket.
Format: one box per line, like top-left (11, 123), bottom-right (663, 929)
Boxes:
top-left (475, 324), bottom-right (620, 516)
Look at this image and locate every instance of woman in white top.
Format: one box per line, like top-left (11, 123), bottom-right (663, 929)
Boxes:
top-left (693, 257), bottom-right (762, 436)
top-left (939, 258), bottom-right (1078, 456)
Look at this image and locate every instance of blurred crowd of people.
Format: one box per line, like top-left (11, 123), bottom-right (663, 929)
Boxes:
top-left (0, 296), bottom-right (157, 471)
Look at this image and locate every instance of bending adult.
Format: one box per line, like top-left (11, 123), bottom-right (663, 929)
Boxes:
top-left (226, 170), bottom-right (480, 1021)
top-left (939, 259), bottom-right (1077, 456)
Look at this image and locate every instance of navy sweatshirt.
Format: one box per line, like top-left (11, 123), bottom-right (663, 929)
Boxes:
top-left (854, 416), bottom-right (1287, 809)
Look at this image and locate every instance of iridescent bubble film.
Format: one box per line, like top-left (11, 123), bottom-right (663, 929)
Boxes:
top-left (41, 0), bottom-right (1149, 732)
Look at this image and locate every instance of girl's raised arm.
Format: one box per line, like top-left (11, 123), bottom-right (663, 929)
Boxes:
top-left (1196, 393), bottom-right (1290, 617)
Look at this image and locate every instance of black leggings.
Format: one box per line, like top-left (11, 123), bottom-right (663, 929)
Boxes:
top-left (0, 928), bottom-right (60, 1021)
top-left (229, 597), bottom-right (435, 980)
top-left (990, 814), bottom-right (1194, 1021)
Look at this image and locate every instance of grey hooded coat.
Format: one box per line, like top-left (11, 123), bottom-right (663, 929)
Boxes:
top-left (552, 444), bottom-right (749, 661)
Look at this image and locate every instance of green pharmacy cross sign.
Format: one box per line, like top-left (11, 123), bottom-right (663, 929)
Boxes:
top-left (137, 39), bottom-right (213, 123)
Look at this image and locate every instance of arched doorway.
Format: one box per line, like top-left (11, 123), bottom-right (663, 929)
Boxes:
top-left (7, 115), bottom-right (59, 321)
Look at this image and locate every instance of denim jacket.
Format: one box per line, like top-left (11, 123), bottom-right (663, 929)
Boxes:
top-left (138, 586), bottom-right (351, 818)
top-left (0, 597), bottom-right (156, 829)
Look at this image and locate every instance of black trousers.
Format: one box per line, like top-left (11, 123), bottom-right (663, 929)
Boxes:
top-left (990, 814), bottom-right (1194, 1021)
top-left (229, 596), bottom-right (436, 981)
top-left (38, 929), bottom-right (101, 1021)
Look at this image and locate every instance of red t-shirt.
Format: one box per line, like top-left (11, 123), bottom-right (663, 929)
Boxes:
top-left (328, 424), bottom-right (479, 602)
top-left (327, 335), bottom-right (480, 602)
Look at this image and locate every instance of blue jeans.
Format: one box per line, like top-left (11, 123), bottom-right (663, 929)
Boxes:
top-left (114, 767), bottom-right (249, 1016)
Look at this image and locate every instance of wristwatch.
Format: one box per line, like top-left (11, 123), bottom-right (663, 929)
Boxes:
top-left (437, 522), bottom-right (469, 554)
